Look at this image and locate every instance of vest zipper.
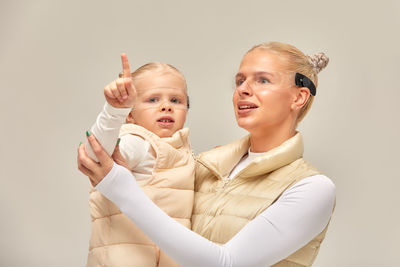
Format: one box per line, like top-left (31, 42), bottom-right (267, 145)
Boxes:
top-left (197, 158), bottom-right (242, 191)
top-left (221, 177), bottom-right (230, 189)
top-left (155, 245), bottom-right (160, 266)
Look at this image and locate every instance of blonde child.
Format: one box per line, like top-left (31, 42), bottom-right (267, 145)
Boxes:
top-left (83, 54), bottom-right (194, 267)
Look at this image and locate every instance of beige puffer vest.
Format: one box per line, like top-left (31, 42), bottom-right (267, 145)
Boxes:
top-left (87, 124), bottom-right (195, 267)
top-left (192, 132), bottom-right (333, 267)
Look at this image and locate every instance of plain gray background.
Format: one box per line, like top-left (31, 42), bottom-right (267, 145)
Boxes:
top-left (1, 0), bottom-right (399, 266)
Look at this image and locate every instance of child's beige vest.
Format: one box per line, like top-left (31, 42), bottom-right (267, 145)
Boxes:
top-left (87, 124), bottom-right (195, 267)
top-left (192, 132), bottom-right (334, 267)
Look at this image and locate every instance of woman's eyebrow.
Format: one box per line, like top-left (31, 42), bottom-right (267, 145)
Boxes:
top-left (235, 73), bottom-right (245, 79)
top-left (235, 71), bottom-right (275, 78)
top-left (254, 71), bottom-right (274, 77)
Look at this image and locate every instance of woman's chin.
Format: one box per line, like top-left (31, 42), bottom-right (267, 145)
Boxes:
top-left (236, 118), bottom-right (254, 132)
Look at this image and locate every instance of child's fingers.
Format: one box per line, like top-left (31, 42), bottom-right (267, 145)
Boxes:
top-left (110, 81), bottom-right (123, 101)
top-left (116, 78), bottom-right (128, 99)
top-left (104, 84), bottom-right (116, 99)
top-left (124, 77), bottom-right (135, 97)
top-left (121, 53), bottom-right (131, 78)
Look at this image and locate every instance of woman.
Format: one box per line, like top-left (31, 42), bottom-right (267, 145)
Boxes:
top-left (78, 42), bottom-right (335, 267)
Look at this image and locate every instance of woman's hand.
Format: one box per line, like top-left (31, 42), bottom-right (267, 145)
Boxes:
top-left (78, 133), bottom-right (115, 187)
top-left (104, 53), bottom-right (137, 108)
top-left (111, 141), bottom-right (129, 170)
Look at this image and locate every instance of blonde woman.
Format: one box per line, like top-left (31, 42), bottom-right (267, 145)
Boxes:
top-left (78, 42), bottom-right (336, 267)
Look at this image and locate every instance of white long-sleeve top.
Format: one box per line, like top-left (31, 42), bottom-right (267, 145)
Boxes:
top-left (84, 104), bottom-right (335, 266)
top-left (84, 103), bottom-right (155, 180)
top-left (96, 161), bottom-right (336, 267)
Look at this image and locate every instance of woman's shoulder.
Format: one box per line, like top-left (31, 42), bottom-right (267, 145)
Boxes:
top-left (301, 174), bottom-right (335, 188)
top-left (284, 174), bottom-right (336, 204)
top-left (293, 174), bottom-right (335, 191)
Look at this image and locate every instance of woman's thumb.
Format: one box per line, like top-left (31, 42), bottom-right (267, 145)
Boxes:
top-left (112, 138), bottom-right (129, 169)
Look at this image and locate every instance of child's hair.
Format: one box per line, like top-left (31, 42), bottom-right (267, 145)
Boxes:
top-left (120, 62), bottom-right (190, 108)
top-left (247, 42), bottom-right (329, 123)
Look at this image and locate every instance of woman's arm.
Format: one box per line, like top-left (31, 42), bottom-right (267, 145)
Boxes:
top-left (78, 135), bottom-right (336, 267)
top-left (98, 163), bottom-right (335, 267)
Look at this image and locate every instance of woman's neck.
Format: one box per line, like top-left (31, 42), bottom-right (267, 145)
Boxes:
top-left (249, 125), bottom-right (296, 153)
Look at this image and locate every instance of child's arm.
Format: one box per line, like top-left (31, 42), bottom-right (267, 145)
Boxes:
top-left (84, 103), bottom-right (131, 161)
top-left (118, 134), bottom-right (156, 178)
top-left (84, 53), bottom-right (136, 162)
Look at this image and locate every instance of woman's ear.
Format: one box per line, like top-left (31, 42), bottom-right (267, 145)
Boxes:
top-left (291, 87), bottom-right (310, 111)
top-left (125, 111), bottom-right (135, 124)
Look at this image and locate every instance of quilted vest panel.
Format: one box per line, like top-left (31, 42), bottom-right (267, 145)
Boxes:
top-left (88, 124), bottom-right (195, 267)
top-left (192, 133), bottom-right (332, 267)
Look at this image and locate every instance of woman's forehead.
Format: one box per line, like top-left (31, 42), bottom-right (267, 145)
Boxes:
top-left (239, 49), bottom-right (288, 74)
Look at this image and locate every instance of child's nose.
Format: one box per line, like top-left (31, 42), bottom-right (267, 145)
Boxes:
top-left (160, 101), bottom-right (173, 112)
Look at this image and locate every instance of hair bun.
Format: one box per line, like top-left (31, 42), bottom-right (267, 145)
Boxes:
top-left (307, 52), bottom-right (329, 74)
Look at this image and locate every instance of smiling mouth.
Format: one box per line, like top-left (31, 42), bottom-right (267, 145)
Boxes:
top-left (238, 105), bottom-right (258, 110)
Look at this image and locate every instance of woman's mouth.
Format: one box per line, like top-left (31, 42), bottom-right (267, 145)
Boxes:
top-left (237, 101), bottom-right (258, 115)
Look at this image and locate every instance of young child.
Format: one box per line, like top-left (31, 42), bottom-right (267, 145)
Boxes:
top-left (83, 54), bottom-right (195, 267)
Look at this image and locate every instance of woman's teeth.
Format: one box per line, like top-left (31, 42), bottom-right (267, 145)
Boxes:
top-left (239, 105), bottom-right (257, 110)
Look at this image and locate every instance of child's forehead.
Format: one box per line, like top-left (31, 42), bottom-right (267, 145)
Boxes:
top-left (137, 86), bottom-right (187, 96)
top-left (134, 71), bottom-right (186, 91)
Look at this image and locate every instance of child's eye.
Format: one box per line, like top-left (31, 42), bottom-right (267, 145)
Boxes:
top-left (171, 97), bottom-right (181, 104)
top-left (148, 97), bottom-right (158, 103)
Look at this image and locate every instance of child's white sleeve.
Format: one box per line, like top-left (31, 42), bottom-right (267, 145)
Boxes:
top-left (118, 134), bottom-right (156, 177)
top-left (84, 103), bottom-right (131, 162)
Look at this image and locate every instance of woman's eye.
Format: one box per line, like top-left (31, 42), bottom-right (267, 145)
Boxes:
top-left (171, 98), bottom-right (181, 103)
top-left (236, 79), bottom-right (244, 86)
top-left (258, 78), bottom-right (269, 84)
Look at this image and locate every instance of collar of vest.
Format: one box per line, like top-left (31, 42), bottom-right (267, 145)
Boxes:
top-left (119, 124), bottom-right (190, 149)
top-left (197, 132), bottom-right (304, 179)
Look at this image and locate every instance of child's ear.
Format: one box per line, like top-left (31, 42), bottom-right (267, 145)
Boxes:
top-left (125, 111), bottom-right (135, 124)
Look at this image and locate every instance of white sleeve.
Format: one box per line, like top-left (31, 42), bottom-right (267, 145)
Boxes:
top-left (84, 103), bottom-right (131, 162)
top-left (96, 163), bottom-right (336, 267)
top-left (118, 134), bottom-right (155, 173)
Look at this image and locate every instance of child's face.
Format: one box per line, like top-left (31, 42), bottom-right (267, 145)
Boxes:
top-left (128, 72), bottom-right (188, 138)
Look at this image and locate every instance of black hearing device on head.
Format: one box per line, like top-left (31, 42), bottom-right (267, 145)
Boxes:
top-left (295, 73), bottom-right (316, 96)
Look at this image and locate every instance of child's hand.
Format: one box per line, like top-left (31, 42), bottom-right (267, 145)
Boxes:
top-left (104, 53), bottom-right (137, 108)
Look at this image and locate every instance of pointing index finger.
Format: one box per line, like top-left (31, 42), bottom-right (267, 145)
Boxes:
top-left (121, 53), bottom-right (131, 78)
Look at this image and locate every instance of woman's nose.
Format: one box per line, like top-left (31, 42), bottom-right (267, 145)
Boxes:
top-left (236, 81), bottom-right (253, 97)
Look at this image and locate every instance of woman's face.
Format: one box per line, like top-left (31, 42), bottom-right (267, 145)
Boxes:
top-left (233, 49), bottom-right (297, 135)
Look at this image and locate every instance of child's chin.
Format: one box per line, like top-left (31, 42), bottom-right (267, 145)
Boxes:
top-left (156, 129), bottom-right (174, 138)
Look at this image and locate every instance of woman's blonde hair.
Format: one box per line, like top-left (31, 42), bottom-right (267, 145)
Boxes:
top-left (248, 42), bottom-right (329, 123)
